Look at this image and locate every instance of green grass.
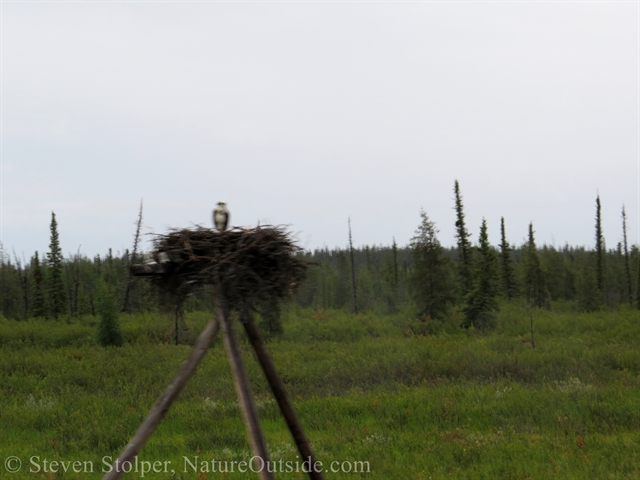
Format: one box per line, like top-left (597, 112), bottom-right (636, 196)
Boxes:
top-left (1, 303), bottom-right (639, 479)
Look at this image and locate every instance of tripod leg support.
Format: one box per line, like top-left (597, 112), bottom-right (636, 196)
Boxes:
top-left (242, 310), bottom-right (325, 480)
top-left (102, 313), bottom-right (221, 480)
top-left (219, 299), bottom-right (274, 480)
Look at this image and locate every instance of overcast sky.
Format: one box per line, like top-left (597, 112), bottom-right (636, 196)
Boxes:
top-left (1, 1), bottom-right (638, 259)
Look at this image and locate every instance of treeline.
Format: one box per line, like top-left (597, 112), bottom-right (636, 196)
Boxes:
top-left (1, 183), bottom-right (639, 325)
top-left (0, 214), bottom-right (154, 321)
top-left (296, 235), bottom-right (640, 313)
top-left (295, 183), bottom-right (640, 330)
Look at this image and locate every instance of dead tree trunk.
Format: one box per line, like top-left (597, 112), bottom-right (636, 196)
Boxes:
top-left (122, 199), bottom-right (144, 313)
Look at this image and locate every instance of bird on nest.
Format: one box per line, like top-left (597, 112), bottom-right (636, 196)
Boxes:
top-left (213, 201), bottom-right (230, 232)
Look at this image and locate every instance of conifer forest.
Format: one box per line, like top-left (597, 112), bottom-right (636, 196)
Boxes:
top-left (1, 184), bottom-right (638, 325)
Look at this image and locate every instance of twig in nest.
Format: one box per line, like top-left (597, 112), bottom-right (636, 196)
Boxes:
top-left (148, 226), bottom-right (307, 311)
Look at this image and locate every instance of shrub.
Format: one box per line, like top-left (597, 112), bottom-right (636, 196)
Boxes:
top-left (96, 283), bottom-right (123, 347)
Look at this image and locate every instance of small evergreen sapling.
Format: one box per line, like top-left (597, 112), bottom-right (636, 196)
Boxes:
top-left (258, 300), bottom-right (284, 338)
top-left (97, 282), bottom-right (123, 347)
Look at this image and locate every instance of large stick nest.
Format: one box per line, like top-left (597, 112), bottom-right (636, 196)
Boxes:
top-left (149, 226), bottom-right (307, 310)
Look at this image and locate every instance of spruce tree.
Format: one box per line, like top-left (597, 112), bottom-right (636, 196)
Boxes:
top-left (595, 195), bottom-right (606, 302)
top-left (96, 282), bottom-right (123, 347)
top-left (392, 237), bottom-right (399, 295)
top-left (365, 246), bottom-right (372, 272)
top-left (522, 223), bottom-right (550, 309)
top-left (462, 218), bottom-right (499, 329)
top-left (453, 180), bottom-right (473, 296)
top-left (348, 217), bottom-right (358, 314)
top-left (498, 217), bottom-right (518, 299)
top-left (30, 252), bottom-right (46, 318)
top-left (637, 256), bottom-right (640, 310)
top-left (13, 254), bottom-right (29, 320)
top-left (66, 247), bottom-right (83, 317)
top-left (46, 212), bottom-right (66, 319)
top-left (576, 255), bottom-right (603, 312)
top-left (410, 209), bottom-right (454, 320)
top-left (334, 251), bottom-right (349, 308)
top-left (621, 206), bottom-right (633, 304)
top-left (258, 300), bottom-right (284, 338)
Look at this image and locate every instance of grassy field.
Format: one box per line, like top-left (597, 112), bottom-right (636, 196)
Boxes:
top-left (1, 302), bottom-right (639, 479)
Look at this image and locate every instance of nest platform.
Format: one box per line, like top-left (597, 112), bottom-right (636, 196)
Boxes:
top-left (132, 226), bottom-right (307, 310)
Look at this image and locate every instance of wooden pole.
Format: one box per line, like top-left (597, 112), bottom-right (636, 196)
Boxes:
top-left (241, 309), bottom-right (325, 480)
top-left (218, 295), bottom-right (274, 480)
top-left (102, 313), bottom-right (221, 480)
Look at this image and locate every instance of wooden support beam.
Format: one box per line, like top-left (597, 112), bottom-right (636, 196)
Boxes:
top-left (102, 313), bottom-right (221, 480)
top-left (241, 310), bottom-right (325, 480)
top-left (218, 295), bottom-right (274, 480)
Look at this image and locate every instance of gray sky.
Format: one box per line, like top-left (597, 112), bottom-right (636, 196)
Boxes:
top-left (1, 1), bottom-right (638, 259)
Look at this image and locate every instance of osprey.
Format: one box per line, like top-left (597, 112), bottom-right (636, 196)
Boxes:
top-left (213, 201), bottom-right (230, 232)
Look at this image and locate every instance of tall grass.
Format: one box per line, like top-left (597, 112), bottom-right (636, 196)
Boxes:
top-left (0, 302), bottom-right (638, 478)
